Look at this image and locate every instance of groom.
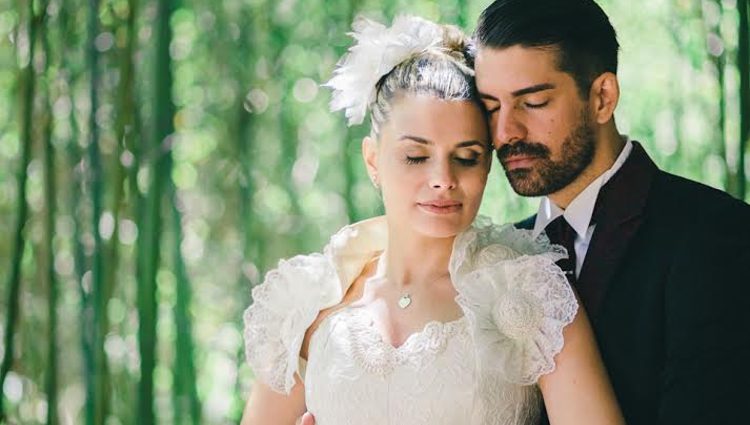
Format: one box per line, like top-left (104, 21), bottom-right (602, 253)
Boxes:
top-left (473, 0), bottom-right (750, 424)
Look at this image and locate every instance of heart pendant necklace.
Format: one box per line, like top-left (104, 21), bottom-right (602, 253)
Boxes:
top-left (398, 294), bottom-right (412, 309)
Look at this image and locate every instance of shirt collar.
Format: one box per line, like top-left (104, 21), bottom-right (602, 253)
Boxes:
top-left (532, 138), bottom-right (634, 238)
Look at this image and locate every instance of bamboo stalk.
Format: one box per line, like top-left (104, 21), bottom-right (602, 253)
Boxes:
top-left (268, 8), bottom-right (305, 250)
top-left (701, 1), bottom-right (730, 191)
top-left (0, 0), bottom-right (38, 419)
top-left (39, 1), bottom-right (58, 422)
top-left (56, 1), bottom-right (98, 423)
top-left (341, 0), bottom-right (363, 223)
top-left (170, 185), bottom-right (202, 425)
top-left (84, 0), bottom-right (108, 422)
top-left (738, 0), bottom-right (749, 200)
top-left (137, 0), bottom-right (176, 422)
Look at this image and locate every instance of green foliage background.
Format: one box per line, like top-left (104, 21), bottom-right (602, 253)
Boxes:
top-left (0, 0), bottom-right (747, 423)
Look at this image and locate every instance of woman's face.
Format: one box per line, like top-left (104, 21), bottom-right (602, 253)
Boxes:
top-left (364, 94), bottom-right (491, 239)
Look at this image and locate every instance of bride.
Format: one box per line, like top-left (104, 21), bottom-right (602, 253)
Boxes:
top-left (240, 16), bottom-right (625, 425)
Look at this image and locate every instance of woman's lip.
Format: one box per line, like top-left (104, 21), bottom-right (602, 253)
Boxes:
top-left (502, 156), bottom-right (538, 170)
top-left (417, 201), bottom-right (463, 214)
top-left (419, 200), bottom-right (462, 207)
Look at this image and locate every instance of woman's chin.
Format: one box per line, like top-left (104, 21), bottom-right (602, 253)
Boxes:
top-left (410, 214), bottom-right (473, 239)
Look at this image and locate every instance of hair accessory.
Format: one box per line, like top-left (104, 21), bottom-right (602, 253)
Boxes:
top-left (325, 15), bottom-right (444, 126)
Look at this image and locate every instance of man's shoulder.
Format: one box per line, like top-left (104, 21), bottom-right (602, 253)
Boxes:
top-left (652, 170), bottom-right (750, 218)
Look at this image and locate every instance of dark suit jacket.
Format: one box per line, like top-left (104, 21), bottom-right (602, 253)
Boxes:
top-left (518, 142), bottom-right (750, 425)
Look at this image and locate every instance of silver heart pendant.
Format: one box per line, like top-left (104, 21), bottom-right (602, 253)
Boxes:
top-left (398, 294), bottom-right (412, 309)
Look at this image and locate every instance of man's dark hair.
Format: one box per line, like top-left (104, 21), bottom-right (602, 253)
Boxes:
top-left (475, 0), bottom-right (619, 97)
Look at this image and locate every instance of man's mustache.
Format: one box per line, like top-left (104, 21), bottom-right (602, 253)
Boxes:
top-left (496, 141), bottom-right (550, 163)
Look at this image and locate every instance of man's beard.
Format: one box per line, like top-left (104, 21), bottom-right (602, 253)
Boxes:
top-left (498, 112), bottom-right (596, 197)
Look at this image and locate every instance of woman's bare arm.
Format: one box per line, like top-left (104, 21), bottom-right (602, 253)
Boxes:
top-left (240, 374), bottom-right (306, 425)
top-left (538, 304), bottom-right (626, 425)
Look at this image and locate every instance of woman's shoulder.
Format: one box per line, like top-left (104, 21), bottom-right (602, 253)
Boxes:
top-left (242, 251), bottom-right (341, 394)
top-left (242, 217), bottom-right (388, 394)
top-left (450, 215), bottom-right (566, 277)
top-left (451, 215), bottom-right (578, 385)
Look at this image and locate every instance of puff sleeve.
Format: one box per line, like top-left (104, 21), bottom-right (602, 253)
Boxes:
top-left (451, 218), bottom-right (579, 385)
top-left (242, 253), bottom-right (341, 394)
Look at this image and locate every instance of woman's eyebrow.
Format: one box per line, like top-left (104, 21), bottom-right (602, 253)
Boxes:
top-left (399, 135), bottom-right (431, 144)
top-left (456, 140), bottom-right (486, 148)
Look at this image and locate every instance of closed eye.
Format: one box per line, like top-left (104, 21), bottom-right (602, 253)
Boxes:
top-left (524, 101), bottom-right (549, 109)
top-left (455, 157), bottom-right (480, 166)
top-left (484, 104), bottom-right (500, 115)
top-left (405, 156), bottom-right (428, 164)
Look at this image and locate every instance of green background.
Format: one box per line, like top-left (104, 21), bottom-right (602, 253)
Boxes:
top-left (0, 0), bottom-right (748, 423)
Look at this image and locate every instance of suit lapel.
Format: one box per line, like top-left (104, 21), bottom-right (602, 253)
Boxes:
top-left (577, 141), bottom-right (659, 319)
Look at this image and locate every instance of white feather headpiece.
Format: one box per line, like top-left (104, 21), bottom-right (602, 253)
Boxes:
top-left (325, 15), bottom-right (445, 126)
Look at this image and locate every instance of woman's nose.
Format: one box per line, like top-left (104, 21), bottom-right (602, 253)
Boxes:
top-left (429, 160), bottom-right (457, 190)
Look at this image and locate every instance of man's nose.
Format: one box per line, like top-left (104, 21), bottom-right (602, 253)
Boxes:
top-left (492, 111), bottom-right (527, 150)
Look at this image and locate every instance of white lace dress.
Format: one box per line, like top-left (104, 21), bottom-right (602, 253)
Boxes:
top-left (243, 216), bottom-right (578, 425)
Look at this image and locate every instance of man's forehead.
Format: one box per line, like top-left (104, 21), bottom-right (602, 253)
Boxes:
top-left (475, 45), bottom-right (564, 92)
top-left (476, 45), bottom-right (559, 70)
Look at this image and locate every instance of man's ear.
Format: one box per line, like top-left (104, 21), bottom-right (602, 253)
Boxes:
top-left (589, 72), bottom-right (619, 124)
top-left (362, 136), bottom-right (379, 185)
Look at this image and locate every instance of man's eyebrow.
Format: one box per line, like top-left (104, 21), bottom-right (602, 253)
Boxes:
top-left (398, 135), bottom-right (431, 144)
top-left (479, 83), bottom-right (556, 101)
top-left (511, 83), bottom-right (555, 97)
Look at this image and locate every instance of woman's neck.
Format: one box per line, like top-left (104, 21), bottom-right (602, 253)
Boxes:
top-left (376, 224), bottom-right (455, 291)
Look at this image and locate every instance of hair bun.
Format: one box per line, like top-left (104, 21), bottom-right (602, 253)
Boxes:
top-left (440, 24), bottom-right (472, 66)
top-left (441, 25), bottom-right (467, 53)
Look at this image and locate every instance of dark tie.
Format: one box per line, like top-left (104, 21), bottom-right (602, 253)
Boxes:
top-left (545, 216), bottom-right (577, 284)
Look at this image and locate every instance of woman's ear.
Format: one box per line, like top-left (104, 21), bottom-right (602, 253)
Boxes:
top-left (362, 136), bottom-right (380, 188)
top-left (589, 72), bottom-right (619, 125)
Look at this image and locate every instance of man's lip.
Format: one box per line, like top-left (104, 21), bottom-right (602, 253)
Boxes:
top-left (501, 155), bottom-right (539, 170)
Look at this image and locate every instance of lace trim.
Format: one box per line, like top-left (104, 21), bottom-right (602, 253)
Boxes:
top-left (450, 216), bottom-right (567, 278)
top-left (451, 216), bottom-right (578, 385)
top-left (338, 308), bottom-right (469, 376)
top-left (243, 254), bottom-right (340, 394)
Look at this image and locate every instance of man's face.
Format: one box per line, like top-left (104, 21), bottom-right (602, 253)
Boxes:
top-left (475, 45), bottom-right (596, 196)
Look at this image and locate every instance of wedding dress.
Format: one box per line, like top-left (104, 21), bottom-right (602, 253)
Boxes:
top-left (243, 216), bottom-right (578, 425)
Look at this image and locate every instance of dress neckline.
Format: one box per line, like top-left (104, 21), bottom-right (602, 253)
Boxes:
top-left (345, 306), bottom-right (467, 350)
top-left (309, 305), bottom-right (469, 376)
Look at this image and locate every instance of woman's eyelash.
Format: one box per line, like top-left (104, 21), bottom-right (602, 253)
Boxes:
top-left (455, 157), bottom-right (479, 166)
top-left (405, 156), bottom-right (428, 164)
top-left (405, 156), bottom-right (480, 166)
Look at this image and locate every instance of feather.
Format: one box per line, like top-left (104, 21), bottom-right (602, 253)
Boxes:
top-left (325, 15), bottom-right (444, 126)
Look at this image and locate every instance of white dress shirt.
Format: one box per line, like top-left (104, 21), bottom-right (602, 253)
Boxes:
top-left (532, 139), bottom-right (633, 277)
